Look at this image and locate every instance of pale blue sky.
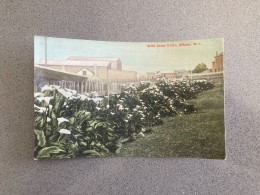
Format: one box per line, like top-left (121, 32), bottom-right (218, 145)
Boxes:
top-left (34, 36), bottom-right (223, 74)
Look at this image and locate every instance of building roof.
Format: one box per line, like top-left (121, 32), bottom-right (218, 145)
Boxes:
top-left (67, 57), bottom-right (121, 62)
top-left (77, 68), bottom-right (94, 75)
top-left (34, 65), bottom-right (88, 82)
top-left (158, 70), bottom-right (175, 74)
top-left (37, 59), bottom-right (110, 67)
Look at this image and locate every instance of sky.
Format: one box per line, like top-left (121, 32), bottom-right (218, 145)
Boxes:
top-left (34, 36), bottom-right (223, 74)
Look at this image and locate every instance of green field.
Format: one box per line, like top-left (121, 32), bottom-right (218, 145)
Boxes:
top-left (117, 85), bottom-right (226, 159)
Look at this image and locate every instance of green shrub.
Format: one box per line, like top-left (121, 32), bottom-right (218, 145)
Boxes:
top-left (34, 80), bottom-right (214, 159)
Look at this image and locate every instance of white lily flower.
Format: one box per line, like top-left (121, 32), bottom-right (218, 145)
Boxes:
top-left (36, 97), bottom-right (53, 104)
top-left (92, 97), bottom-right (103, 102)
top-left (57, 117), bottom-right (70, 125)
top-left (85, 112), bottom-right (91, 116)
top-left (69, 95), bottom-right (80, 100)
top-left (91, 91), bottom-right (99, 97)
top-left (50, 85), bottom-right (60, 89)
top-left (58, 88), bottom-right (73, 98)
top-left (34, 105), bottom-right (46, 113)
top-left (34, 92), bottom-right (43, 98)
top-left (59, 129), bottom-right (71, 134)
top-left (49, 105), bottom-right (53, 110)
top-left (71, 90), bottom-right (77, 94)
top-left (79, 94), bottom-right (88, 100)
top-left (47, 117), bottom-right (51, 122)
top-left (41, 85), bottom-right (53, 92)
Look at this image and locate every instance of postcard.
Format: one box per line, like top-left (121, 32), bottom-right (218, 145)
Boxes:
top-left (34, 36), bottom-right (225, 159)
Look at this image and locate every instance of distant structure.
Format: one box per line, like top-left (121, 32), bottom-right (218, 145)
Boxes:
top-left (211, 52), bottom-right (223, 72)
top-left (35, 57), bottom-right (140, 95)
top-left (37, 57), bottom-right (136, 80)
top-left (137, 74), bottom-right (146, 81)
top-left (156, 70), bottom-right (176, 79)
top-left (146, 72), bottom-right (156, 80)
top-left (174, 70), bottom-right (190, 78)
top-left (67, 57), bottom-right (122, 70)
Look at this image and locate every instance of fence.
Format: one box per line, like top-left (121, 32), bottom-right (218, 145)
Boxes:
top-left (34, 65), bottom-right (146, 96)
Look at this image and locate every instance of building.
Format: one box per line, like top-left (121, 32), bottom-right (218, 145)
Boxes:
top-left (156, 70), bottom-right (176, 79)
top-left (174, 69), bottom-right (190, 78)
top-left (34, 65), bottom-right (89, 93)
top-left (67, 57), bottom-right (122, 70)
top-left (37, 59), bottom-right (109, 76)
top-left (146, 72), bottom-right (156, 80)
top-left (37, 57), bottom-right (136, 81)
top-left (35, 57), bottom-right (139, 95)
top-left (211, 52), bottom-right (223, 72)
top-left (137, 74), bottom-right (147, 81)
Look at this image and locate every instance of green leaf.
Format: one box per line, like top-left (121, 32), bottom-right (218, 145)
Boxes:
top-left (34, 129), bottom-right (46, 147)
top-left (69, 117), bottom-right (75, 125)
top-left (70, 141), bottom-right (79, 150)
top-left (35, 115), bottom-right (45, 128)
top-left (73, 133), bottom-right (82, 139)
top-left (84, 136), bottom-right (90, 140)
top-left (36, 146), bottom-right (66, 159)
top-left (79, 140), bottom-right (87, 147)
top-left (115, 145), bottom-right (121, 154)
top-left (89, 120), bottom-right (98, 127)
top-left (48, 133), bottom-right (59, 143)
top-left (121, 137), bottom-right (131, 143)
top-left (51, 111), bottom-right (56, 119)
top-left (85, 127), bottom-right (93, 132)
top-left (82, 150), bottom-right (101, 157)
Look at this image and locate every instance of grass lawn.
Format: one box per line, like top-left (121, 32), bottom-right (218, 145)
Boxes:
top-left (117, 85), bottom-right (226, 159)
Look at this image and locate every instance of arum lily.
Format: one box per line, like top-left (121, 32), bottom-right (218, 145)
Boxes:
top-left (59, 129), bottom-right (71, 134)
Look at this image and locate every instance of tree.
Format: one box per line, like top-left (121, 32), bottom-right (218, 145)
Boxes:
top-left (192, 63), bottom-right (208, 73)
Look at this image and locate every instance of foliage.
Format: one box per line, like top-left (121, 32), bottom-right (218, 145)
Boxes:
top-left (34, 80), bottom-right (214, 159)
top-left (192, 63), bottom-right (208, 73)
top-left (118, 86), bottom-right (225, 159)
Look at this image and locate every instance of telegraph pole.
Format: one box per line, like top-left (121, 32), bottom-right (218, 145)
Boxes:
top-left (45, 36), bottom-right (47, 66)
top-left (107, 66), bottom-right (109, 102)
